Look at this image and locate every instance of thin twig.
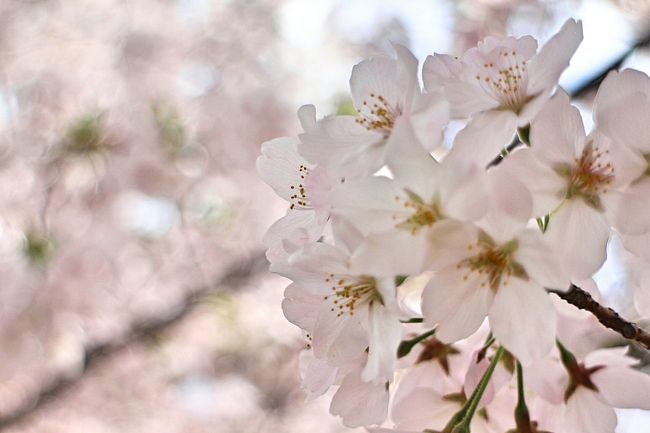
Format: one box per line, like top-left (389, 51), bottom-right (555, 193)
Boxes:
top-left (548, 284), bottom-right (650, 350)
top-left (0, 251), bottom-right (268, 431)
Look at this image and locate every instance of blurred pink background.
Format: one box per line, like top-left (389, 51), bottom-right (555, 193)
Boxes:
top-left (0, 1), bottom-right (649, 432)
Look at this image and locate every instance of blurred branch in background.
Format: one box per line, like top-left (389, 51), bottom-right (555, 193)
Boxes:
top-left (0, 251), bottom-right (267, 431)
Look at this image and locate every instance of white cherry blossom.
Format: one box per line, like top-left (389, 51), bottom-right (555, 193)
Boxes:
top-left (299, 45), bottom-right (448, 178)
top-left (425, 19), bottom-right (583, 165)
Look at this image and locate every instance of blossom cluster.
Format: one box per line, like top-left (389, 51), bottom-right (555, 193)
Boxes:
top-left (258, 19), bottom-right (650, 433)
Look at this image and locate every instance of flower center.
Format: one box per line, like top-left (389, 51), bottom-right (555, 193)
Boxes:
top-left (457, 234), bottom-right (526, 291)
top-left (355, 93), bottom-right (402, 139)
top-left (288, 164), bottom-right (311, 210)
top-left (474, 49), bottom-right (532, 112)
top-left (555, 143), bottom-right (614, 210)
top-left (394, 190), bottom-right (444, 234)
top-left (324, 275), bottom-right (380, 317)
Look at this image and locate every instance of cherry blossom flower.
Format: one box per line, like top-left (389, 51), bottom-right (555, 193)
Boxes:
top-left (500, 90), bottom-right (650, 280)
top-left (531, 347), bottom-right (650, 433)
top-left (299, 45), bottom-right (448, 178)
top-left (282, 240), bottom-right (402, 384)
top-left (329, 121), bottom-right (489, 276)
top-left (421, 222), bottom-right (568, 364)
top-left (424, 19), bottom-right (583, 165)
top-left (256, 134), bottom-right (334, 272)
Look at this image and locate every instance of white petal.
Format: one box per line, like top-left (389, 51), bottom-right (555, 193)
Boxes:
top-left (385, 117), bottom-right (439, 198)
top-left (350, 52), bottom-right (410, 115)
top-left (592, 366), bottom-right (650, 409)
top-left (282, 283), bottom-right (322, 332)
top-left (392, 388), bottom-right (458, 431)
top-left (330, 371), bottom-right (389, 427)
top-left (527, 19), bottom-right (583, 94)
top-left (596, 91), bottom-right (650, 154)
top-left (409, 91), bottom-right (450, 151)
top-left (438, 161), bottom-right (490, 222)
top-left (362, 302), bottom-right (402, 383)
top-left (422, 53), bottom-right (462, 91)
top-left (525, 357), bottom-right (569, 404)
top-left (515, 229), bottom-right (570, 289)
top-left (299, 349), bottom-right (338, 399)
top-left (529, 90), bottom-right (584, 166)
top-left (545, 199), bottom-right (610, 281)
top-left (563, 387), bottom-right (617, 433)
top-left (422, 266), bottom-right (493, 343)
top-left (298, 115), bottom-right (384, 177)
top-left (594, 68), bottom-right (650, 122)
top-left (446, 110), bottom-right (518, 168)
top-left (496, 147), bottom-right (566, 217)
top-left (489, 278), bottom-right (556, 364)
top-left (351, 230), bottom-right (428, 277)
top-left (312, 304), bottom-right (368, 365)
top-left (298, 104), bottom-right (317, 131)
top-left (330, 176), bottom-right (407, 235)
top-left (256, 136), bottom-right (310, 202)
top-left (604, 180), bottom-right (650, 235)
top-left (444, 79), bottom-right (500, 118)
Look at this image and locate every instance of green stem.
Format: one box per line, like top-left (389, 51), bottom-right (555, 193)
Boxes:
top-left (514, 361), bottom-right (533, 433)
top-left (517, 125), bottom-right (530, 146)
top-left (397, 328), bottom-right (436, 358)
top-left (448, 346), bottom-right (504, 433)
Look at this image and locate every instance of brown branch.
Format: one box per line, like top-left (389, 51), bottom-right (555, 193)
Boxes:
top-left (0, 251), bottom-right (268, 431)
top-left (548, 284), bottom-right (650, 350)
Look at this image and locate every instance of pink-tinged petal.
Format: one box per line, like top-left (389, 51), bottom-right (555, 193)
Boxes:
top-left (256, 136), bottom-right (311, 202)
top-left (515, 229), bottom-right (570, 289)
top-left (496, 147), bottom-right (566, 217)
top-left (298, 115), bottom-right (383, 176)
top-left (392, 388), bottom-right (458, 431)
top-left (545, 199), bottom-right (609, 281)
top-left (299, 349), bottom-right (338, 400)
top-left (350, 51), bottom-right (410, 116)
top-left (282, 283), bottom-right (322, 332)
top-left (422, 53), bottom-right (462, 91)
top-left (330, 215), bottom-right (365, 255)
top-left (584, 347), bottom-right (637, 369)
top-left (636, 271), bottom-right (650, 317)
top-left (489, 278), bottom-right (556, 364)
top-left (427, 220), bottom-right (480, 271)
top-left (409, 91), bottom-right (449, 151)
top-left (530, 90), bottom-right (584, 165)
top-left (594, 69), bottom-right (650, 116)
top-left (297, 104), bottom-right (317, 131)
top-left (362, 302), bottom-right (402, 383)
top-left (591, 130), bottom-right (647, 187)
top-left (515, 89), bottom-right (550, 126)
top-left (595, 91), bottom-right (650, 154)
top-left (604, 182), bottom-right (650, 235)
top-left (330, 176), bottom-right (408, 235)
top-left (437, 161), bottom-right (490, 222)
top-left (525, 357), bottom-right (569, 404)
top-left (620, 232), bottom-right (650, 263)
top-left (312, 304), bottom-right (368, 365)
top-left (477, 169), bottom-right (532, 242)
top-left (392, 43), bottom-right (419, 112)
top-left (422, 267), bottom-right (494, 343)
top-left (446, 110), bottom-right (517, 167)
top-left (444, 79), bottom-right (500, 118)
top-left (527, 19), bottom-right (583, 95)
top-left (351, 230), bottom-right (428, 277)
top-left (592, 366), bottom-right (650, 409)
top-left (563, 388), bottom-right (617, 433)
top-left (330, 371), bottom-right (389, 427)
top-left (385, 117), bottom-right (439, 199)
top-left (289, 242), bottom-right (350, 275)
